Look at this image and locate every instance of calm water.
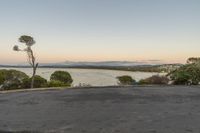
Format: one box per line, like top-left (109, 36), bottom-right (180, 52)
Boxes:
top-left (0, 67), bottom-right (163, 86)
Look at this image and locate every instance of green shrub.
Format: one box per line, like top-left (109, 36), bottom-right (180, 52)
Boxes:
top-left (50, 71), bottom-right (73, 85)
top-left (168, 63), bottom-right (200, 85)
top-left (48, 80), bottom-right (70, 87)
top-left (0, 75), bottom-right (4, 85)
top-left (22, 75), bottom-right (47, 88)
top-left (171, 71), bottom-right (191, 85)
top-left (116, 75), bottom-right (136, 85)
top-left (4, 69), bottom-right (29, 80)
top-left (2, 79), bottom-right (22, 90)
top-left (139, 75), bottom-right (169, 85)
top-left (138, 79), bottom-right (149, 85)
top-left (1, 69), bottom-right (29, 90)
top-left (0, 69), bottom-right (7, 85)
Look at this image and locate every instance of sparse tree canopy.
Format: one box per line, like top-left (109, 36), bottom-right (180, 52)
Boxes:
top-left (187, 57), bottom-right (200, 64)
top-left (19, 35), bottom-right (35, 47)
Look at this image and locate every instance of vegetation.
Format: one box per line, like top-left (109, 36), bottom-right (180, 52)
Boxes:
top-left (187, 57), bottom-right (200, 64)
top-left (0, 69), bottom-right (74, 90)
top-left (50, 71), bottom-right (73, 86)
top-left (168, 64), bottom-right (200, 85)
top-left (1, 57), bottom-right (200, 91)
top-left (0, 69), bottom-right (29, 90)
top-left (0, 74), bottom-right (4, 85)
top-left (48, 80), bottom-right (70, 87)
top-left (13, 35), bottom-right (38, 88)
top-left (139, 75), bottom-right (169, 85)
top-left (22, 75), bottom-right (48, 88)
top-left (116, 75), bottom-right (136, 85)
top-left (0, 69), bottom-right (7, 84)
top-left (168, 57), bottom-right (200, 85)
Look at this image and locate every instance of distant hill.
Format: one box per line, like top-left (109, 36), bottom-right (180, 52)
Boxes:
top-left (39, 61), bottom-right (161, 67)
top-left (0, 60), bottom-right (181, 67)
top-left (0, 61), bottom-right (183, 73)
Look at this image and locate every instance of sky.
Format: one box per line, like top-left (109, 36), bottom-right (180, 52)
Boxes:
top-left (0, 0), bottom-right (199, 64)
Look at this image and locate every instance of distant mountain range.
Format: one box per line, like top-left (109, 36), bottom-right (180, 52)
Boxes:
top-left (39, 61), bottom-right (163, 67)
top-left (0, 60), bottom-right (181, 67)
top-left (0, 61), bottom-right (182, 67)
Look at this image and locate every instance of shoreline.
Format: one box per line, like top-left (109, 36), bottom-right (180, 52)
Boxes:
top-left (0, 65), bottom-right (169, 73)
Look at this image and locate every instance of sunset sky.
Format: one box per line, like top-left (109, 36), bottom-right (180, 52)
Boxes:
top-left (0, 0), bottom-right (199, 64)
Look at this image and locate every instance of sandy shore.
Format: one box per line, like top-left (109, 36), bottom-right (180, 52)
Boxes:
top-left (0, 86), bottom-right (200, 133)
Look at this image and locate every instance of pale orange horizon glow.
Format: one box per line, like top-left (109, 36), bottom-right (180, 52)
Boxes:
top-left (3, 51), bottom-right (190, 64)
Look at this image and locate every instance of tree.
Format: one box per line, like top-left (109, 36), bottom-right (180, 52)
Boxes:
top-left (50, 71), bottom-right (73, 86)
top-left (13, 35), bottom-right (38, 88)
top-left (187, 57), bottom-right (200, 64)
top-left (168, 60), bottom-right (200, 85)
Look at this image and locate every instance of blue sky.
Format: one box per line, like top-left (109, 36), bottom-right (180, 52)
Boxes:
top-left (0, 0), bottom-right (199, 64)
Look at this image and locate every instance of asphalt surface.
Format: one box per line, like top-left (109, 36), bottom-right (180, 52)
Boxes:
top-left (0, 86), bottom-right (200, 133)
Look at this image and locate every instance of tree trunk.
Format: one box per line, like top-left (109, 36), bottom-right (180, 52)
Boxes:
top-left (31, 63), bottom-right (38, 88)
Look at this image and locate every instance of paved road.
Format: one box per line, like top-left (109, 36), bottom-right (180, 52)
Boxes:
top-left (0, 86), bottom-right (200, 133)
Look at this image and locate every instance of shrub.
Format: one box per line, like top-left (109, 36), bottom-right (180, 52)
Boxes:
top-left (168, 63), bottom-right (200, 85)
top-left (48, 80), bottom-right (70, 87)
top-left (0, 75), bottom-right (4, 85)
top-left (1, 69), bottom-right (29, 90)
top-left (116, 75), bottom-right (136, 85)
top-left (50, 71), bottom-right (73, 85)
top-left (170, 71), bottom-right (190, 85)
top-left (138, 75), bottom-right (169, 85)
top-left (138, 79), bottom-right (149, 85)
top-left (22, 75), bottom-right (47, 88)
top-left (2, 79), bottom-right (22, 90)
top-left (0, 69), bottom-right (7, 85)
top-left (4, 69), bottom-right (29, 80)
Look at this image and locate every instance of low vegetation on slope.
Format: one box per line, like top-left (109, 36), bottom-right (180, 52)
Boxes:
top-left (0, 70), bottom-right (73, 90)
top-left (117, 57), bottom-right (200, 86)
top-left (168, 58), bottom-right (200, 85)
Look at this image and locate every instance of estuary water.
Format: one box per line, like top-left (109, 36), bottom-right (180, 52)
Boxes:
top-left (0, 67), bottom-right (162, 86)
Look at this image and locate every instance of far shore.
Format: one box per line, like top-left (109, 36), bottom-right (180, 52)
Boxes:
top-left (0, 64), bottom-right (173, 73)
